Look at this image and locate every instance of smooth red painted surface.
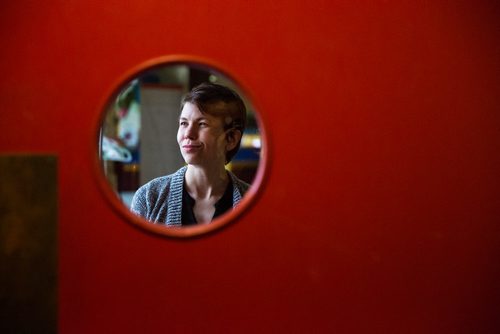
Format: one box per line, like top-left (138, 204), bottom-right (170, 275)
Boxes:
top-left (1, 1), bottom-right (499, 333)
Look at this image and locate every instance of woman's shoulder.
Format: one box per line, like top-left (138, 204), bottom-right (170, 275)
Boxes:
top-left (132, 177), bottom-right (168, 207)
top-left (228, 171), bottom-right (251, 194)
top-left (130, 167), bottom-right (187, 218)
top-left (140, 175), bottom-right (170, 190)
top-left (135, 166), bottom-right (187, 196)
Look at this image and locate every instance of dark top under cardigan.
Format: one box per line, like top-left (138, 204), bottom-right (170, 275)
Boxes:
top-left (130, 166), bottom-right (250, 226)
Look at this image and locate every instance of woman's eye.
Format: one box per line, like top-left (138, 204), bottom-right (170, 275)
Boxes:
top-left (199, 122), bottom-right (208, 127)
top-left (179, 121), bottom-right (188, 126)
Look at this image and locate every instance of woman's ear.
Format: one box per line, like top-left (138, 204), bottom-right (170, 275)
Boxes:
top-left (225, 129), bottom-right (242, 151)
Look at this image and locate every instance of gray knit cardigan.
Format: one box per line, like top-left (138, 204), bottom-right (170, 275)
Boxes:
top-left (130, 166), bottom-right (250, 226)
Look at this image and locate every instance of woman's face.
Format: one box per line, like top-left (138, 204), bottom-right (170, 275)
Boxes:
top-left (177, 102), bottom-right (230, 168)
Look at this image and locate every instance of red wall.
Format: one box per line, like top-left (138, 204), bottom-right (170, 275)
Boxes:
top-left (1, 1), bottom-right (499, 332)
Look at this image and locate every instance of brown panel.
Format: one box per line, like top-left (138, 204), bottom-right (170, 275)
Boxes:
top-left (0, 155), bottom-right (57, 333)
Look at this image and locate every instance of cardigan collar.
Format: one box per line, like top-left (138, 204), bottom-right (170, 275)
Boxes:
top-left (166, 166), bottom-right (244, 226)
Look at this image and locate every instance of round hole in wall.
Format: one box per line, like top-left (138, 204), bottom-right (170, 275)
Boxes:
top-left (95, 56), bottom-right (268, 238)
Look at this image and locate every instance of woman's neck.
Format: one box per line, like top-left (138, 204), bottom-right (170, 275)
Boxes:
top-left (185, 164), bottom-right (229, 200)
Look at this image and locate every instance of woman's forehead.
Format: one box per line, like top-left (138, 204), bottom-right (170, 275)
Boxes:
top-left (180, 102), bottom-right (202, 117)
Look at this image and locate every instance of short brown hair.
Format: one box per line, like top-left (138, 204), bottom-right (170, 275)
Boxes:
top-left (181, 83), bottom-right (246, 163)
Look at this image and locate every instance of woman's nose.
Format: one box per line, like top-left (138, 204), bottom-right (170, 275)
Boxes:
top-left (184, 124), bottom-right (196, 139)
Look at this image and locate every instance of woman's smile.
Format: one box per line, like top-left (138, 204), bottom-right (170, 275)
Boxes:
top-left (182, 144), bottom-right (202, 153)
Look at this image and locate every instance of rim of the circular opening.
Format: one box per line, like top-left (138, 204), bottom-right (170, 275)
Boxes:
top-left (92, 54), bottom-right (270, 238)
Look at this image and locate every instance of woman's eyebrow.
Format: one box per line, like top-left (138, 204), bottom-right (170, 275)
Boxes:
top-left (178, 116), bottom-right (208, 121)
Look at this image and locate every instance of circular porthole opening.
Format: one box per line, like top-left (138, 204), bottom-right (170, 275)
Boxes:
top-left (95, 56), bottom-right (267, 238)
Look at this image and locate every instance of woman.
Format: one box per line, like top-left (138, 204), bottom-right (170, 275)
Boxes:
top-left (130, 83), bottom-right (250, 226)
